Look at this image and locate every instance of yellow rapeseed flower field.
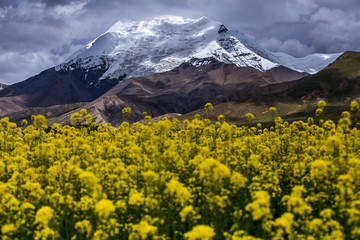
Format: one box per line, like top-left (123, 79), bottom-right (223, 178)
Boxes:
top-left (0, 102), bottom-right (360, 239)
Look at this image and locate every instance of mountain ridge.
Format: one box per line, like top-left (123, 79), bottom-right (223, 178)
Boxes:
top-left (0, 15), bottom-right (346, 119)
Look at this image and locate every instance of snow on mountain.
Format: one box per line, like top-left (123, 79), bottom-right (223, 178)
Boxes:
top-left (273, 52), bottom-right (343, 74)
top-left (0, 83), bottom-right (7, 91)
top-left (56, 16), bottom-right (343, 82)
top-left (56, 16), bottom-right (279, 81)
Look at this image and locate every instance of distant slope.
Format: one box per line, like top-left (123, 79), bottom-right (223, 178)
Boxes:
top-left (4, 102), bottom-right (87, 126)
top-left (0, 66), bottom-right (120, 116)
top-left (286, 51), bottom-right (360, 101)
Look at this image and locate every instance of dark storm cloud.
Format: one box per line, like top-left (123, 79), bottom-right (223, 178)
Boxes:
top-left (0, 0), bottom-right (359, 84)
top-left (36, 0), bottom-right (78, 6)
top-left (238, 0), bottom-right (360, 57)
top-left (0, 0), bottom-right (16, 7)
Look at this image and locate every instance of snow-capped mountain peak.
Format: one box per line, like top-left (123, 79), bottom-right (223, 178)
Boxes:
top-left (56, 16), bottom-right (280, 81)
top-left (56, 16), bottom-right (342, 82)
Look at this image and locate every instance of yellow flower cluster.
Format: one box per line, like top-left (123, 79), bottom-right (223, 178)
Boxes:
top-left (0, 104), bottom-right (360, 239)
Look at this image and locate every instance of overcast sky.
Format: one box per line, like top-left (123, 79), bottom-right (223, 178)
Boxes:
top-left (0, 0), bottom-right (359, 84)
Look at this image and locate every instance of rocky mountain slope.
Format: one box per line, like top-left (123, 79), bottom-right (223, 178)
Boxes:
top-left (0, 66), bottom-right (120, 116)
top-left (52, 59), bottom-right (308, 126)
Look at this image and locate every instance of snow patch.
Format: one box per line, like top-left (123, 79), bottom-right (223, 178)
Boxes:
top-left (273, 52), bottom-right (343, 74)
